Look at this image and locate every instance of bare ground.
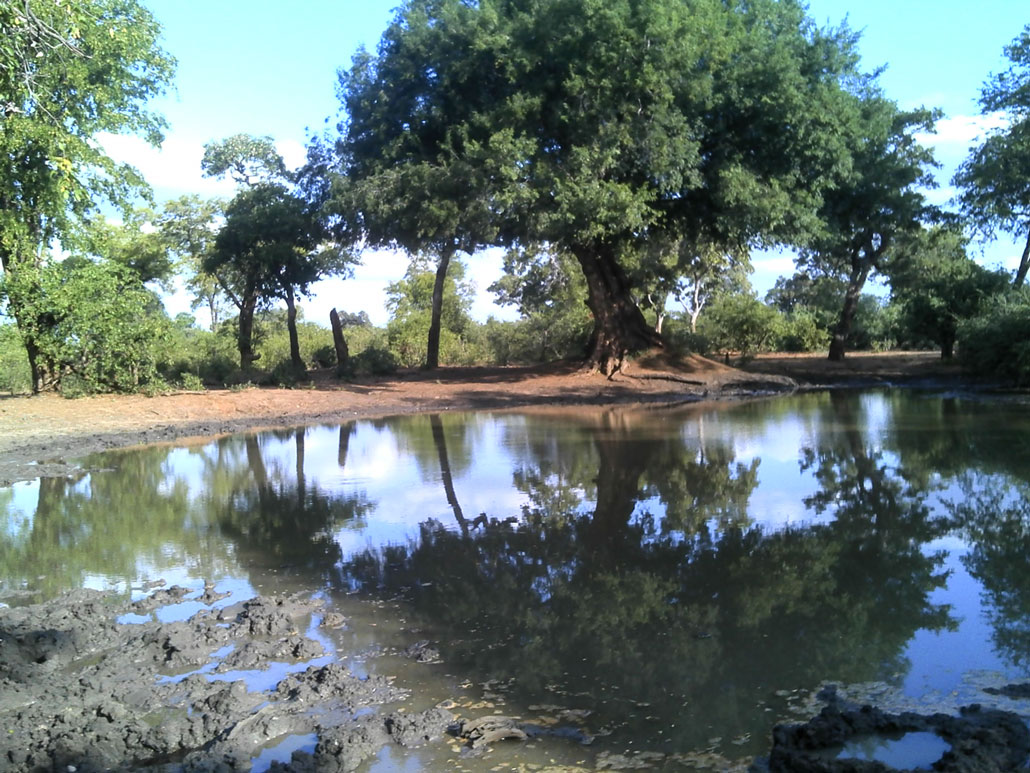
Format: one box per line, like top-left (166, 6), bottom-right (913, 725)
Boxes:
top-left (0, 351), bottom-right (964, 486)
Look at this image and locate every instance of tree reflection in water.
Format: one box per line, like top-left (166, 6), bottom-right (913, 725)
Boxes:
top-left (340, 405), bottom-right (954, 752)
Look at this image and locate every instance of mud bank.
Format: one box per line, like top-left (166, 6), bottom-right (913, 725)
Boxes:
top-left (0, 587), bottom-right (453, 772)
top-left (757, 692), bottom-right (1030, 772)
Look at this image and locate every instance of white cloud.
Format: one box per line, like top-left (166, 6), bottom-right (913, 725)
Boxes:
top-left (97, 132), bottom-right (235, 200)
top-left (275, 138), bottom-right (308, 171)
top-left (916, 112), bottom-right (1008, 149)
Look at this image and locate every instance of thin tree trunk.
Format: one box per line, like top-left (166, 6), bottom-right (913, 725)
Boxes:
top-left (284, 287), bottom-right (304, 372)
top-left (430, 413), bottom-right (468, 537)
top-left (330, 308), bottom-right (349, 370)
top-left (828, 261), bottom-right (873, 362)
top-left (426, 247), bottom-right (454, 370)
top-left (295, 429), bottom-right (306, 505)
top-left (1013, 230), bottom-right (1030, 288)
top-left (574, 244), bottom-right (662, 376)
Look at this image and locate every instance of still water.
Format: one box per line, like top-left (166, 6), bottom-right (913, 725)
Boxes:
top-left (3, 389), bottom-right (1030, 770)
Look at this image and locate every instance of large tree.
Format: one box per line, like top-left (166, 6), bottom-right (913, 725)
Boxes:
top-left (333, 0), bottom-right (869, 374)
top-left (954, 25), bottom-right (1030, 287)
top-left (0, 0), bottom-right (174, 392)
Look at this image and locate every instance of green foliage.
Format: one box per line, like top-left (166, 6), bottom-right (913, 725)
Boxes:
top-left (776, 309), bottom-right (831, 353)
top-left (341, 346), bottom-right (399, 377)
top-left (2, 259), bottom-right (170, 394)
top-left (697, 294), bottom-right (783, 358)
top-left (158, 195), bottom-right (228, 331)
top-left (177, 372), bottom-right (205, 392)
top-left (385, 256), bottom-right (478, 367)
top-left (957, 289), bottom-right (1030, 384)
top-left (954, 24), bottom-right (1030, 284)
top-left (201, 134), bottom-right (287, 186)
top-left (488, 247), bottom-right (592, 363)
top-left (0, 0), bottom-right (174, 392)
top-left (335, 0), bottom-right (878, 367)
top-left (890, 227), bottom-right (1010, 358)
top-left (0, 323), bottom-right (31, 394)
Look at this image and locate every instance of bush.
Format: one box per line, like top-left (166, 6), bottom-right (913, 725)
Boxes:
top-left (776, 310), bottom-right (829, 352)
top-left (698, 294), bottom-right (783, 359)
top-left (339, 346), bottom-right (398, 377)
top-left (957, 291), bottom-right (1030, 384)
top-left (177, 372), bottom-right (205, 391)
top-left (0, 324), bottom-right (31, 394)
top-left (3, 260), bottom-right (171, 394)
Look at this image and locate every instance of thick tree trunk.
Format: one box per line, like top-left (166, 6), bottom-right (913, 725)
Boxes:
top-left (284, 287), bottom-right (305, 373)
top-left (426, 248), bottom-right (453, 370)
top-left (237, 295), bottom-right (260, 370)
top-left (828, 262), bottom-right (873, 362)
top-left (330, 308), bottom-right (349, 371)
top-left (1013, 230), bottom-right (1030, 288)
top-left (574, 245), bottom-right (662, 376)
top-left (941, 334), bottom-right (955, 360)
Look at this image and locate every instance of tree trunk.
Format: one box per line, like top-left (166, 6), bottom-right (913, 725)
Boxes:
top-left (430, 413), bottom-right (469, 537)
top-left (574, 244), bottom-right (662, 376)
top-left (284, 287), bottom-right (305, 372)
top-left (426, 247), bottom-right (454, 371)
top-left (330, 308), bottom-right (349, 371)
top-left (828, 262), bottom-right (873, 362)
top-left (941, 333), bottom-right (955, 360)
top-left (237, 295), bottom-right (260, 370)
top-left (1013, 230), bottom-right (1030, 288)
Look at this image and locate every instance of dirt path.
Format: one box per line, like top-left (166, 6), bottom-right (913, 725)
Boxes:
top-left (0, 351), bottom-right (962, 486)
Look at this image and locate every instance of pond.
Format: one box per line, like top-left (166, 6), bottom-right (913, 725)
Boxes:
top-left (3, 389), bottom-right (1030, 770)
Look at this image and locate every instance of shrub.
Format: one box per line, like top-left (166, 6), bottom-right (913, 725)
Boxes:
top-left (0, 324), bottom-right (31, 394)
top-left (957, 291), bottom-right (1030, 384)
top-left (698, 294), bottom-right (783, 359)
top-left (776, 310), bottom-right (829, 352)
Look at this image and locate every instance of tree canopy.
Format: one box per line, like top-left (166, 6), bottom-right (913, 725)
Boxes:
top-left (0, 0), bottom-right (174, 392)
top-left (955, 24), bottom-right (1030, 286)
top-left (333, 0), bottom-right (874, 373)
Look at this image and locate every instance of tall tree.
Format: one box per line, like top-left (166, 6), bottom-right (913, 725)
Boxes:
top-left (204, 183), bottom-right (326, 370)
top-left (333, 0), bottom-right (870, 374)
top-left (0, 0), bottom-right (174, 392)
top-left (797, 95), bottom-right (938, 361)
top-left (202, 135), bottom-right (353, 371)
top-left (954, 25), bottom-right (1030, 287)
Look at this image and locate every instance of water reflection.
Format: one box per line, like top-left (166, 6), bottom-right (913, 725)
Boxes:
top-left (2, 392), bottom-right (1030, 761)
top-left (339, 406), bottom-right (955, 752)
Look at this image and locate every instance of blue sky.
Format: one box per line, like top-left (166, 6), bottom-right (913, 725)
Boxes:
top-left (104, 1), bottom-right (1028, 326)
